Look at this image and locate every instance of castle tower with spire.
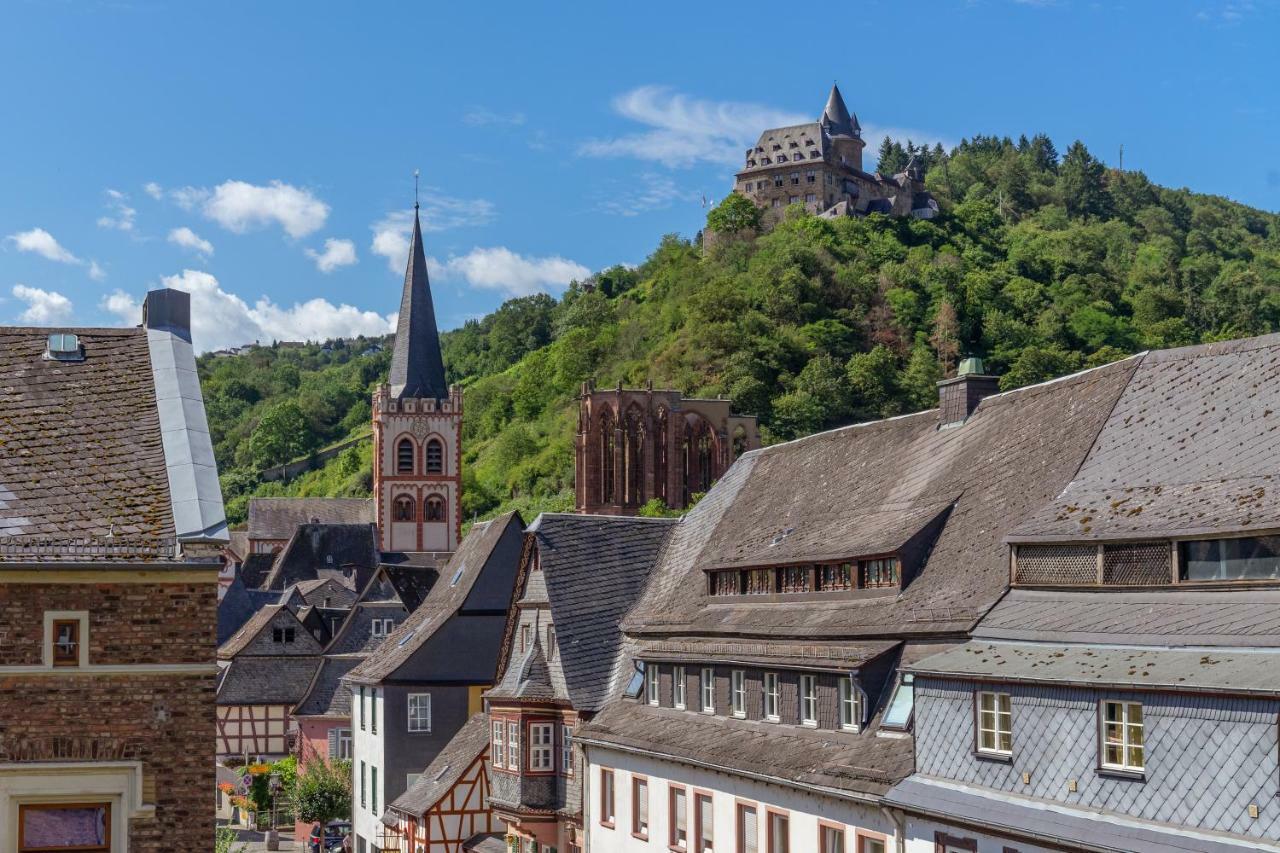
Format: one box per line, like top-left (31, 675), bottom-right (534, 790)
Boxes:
top-left (731, 83), bottom-right (937, 222)
top-left (372, 203), bottom-right (463, 554)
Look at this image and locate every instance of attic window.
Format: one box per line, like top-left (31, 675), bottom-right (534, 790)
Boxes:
top-left (1182, 536), bottom-right (1280, 582)
top-left (881, 673), bottom-right (914, 730)
top-left (272, 627), bottom-right (295, 643)
top-left (708, 558), bottom-right (897, 597)
top-left (44, 333), bottom-right (84, 362)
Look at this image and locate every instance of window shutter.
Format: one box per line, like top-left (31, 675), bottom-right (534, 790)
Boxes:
top-left (328, 727), bottom-right (339, 759)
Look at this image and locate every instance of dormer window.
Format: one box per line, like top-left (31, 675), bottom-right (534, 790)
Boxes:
top-left (881, 674), bottom-right (915, 731)
top-left (272, 626), bottom-right (295, 643)
top-left (708, 557), bottom-right (897, 597)
top-left (44, 333), bottom-right (85, 362)
top-left (1182, 535), bottom-right (1280, 581)
top-left (861, 558), bottom-right (897, 588)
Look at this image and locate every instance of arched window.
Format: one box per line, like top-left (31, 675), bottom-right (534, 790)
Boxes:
top-left (697, 429), bottom-right (714, 492)
top-left (393, 495), bottom-right (416, 522)
top-left (397, 438), bottom-right (415, 474)
top-left (624, 406), bottom-right (645, 507)
top-left (425, 438), bottom-right (444, 474)
top-left (654, 408), bottom-right (668, 504)
top-left (424, 494), bottom-right (446, 523)
top-left (599, 409), bottom-right (616, 505)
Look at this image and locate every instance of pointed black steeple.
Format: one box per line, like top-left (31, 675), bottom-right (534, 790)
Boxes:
top-left (821, 83), bottom-right (859, 138)
top-left (388, 205), bottom-right (449, 400)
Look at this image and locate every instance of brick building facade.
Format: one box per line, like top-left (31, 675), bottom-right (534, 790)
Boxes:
top-left (0, 289), bottom-right (226, 852)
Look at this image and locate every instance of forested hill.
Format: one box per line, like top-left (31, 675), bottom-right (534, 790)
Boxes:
top-left (204, 135), bottom-right (1280, 526)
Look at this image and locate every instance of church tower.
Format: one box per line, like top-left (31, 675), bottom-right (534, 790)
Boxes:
top-left (372, 204), bottom-right (463, 554)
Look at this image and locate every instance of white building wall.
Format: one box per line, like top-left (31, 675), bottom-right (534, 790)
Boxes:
top-left (585, 744), bottom-right (895, 853)
top-left (353, 686), bottom-right (386, 850)
top-left (902, 814), bottom-right (1057, 853)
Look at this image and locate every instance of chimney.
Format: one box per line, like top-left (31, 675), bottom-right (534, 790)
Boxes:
top-left (937, 357), bottom-right (1000, 428)
top-left (142, 288), bottom-right (192, 341)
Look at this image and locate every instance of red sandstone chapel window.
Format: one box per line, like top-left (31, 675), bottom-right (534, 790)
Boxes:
top-left (18, 803), bottom-right (110, 852)
top-left (51, 619), bottom-right (80, 666)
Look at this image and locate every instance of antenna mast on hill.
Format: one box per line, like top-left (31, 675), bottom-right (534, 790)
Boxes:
top-left (1118, 145), bottom-right (1124, 171)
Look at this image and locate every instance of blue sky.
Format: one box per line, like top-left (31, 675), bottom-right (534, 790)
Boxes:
top-left (0, 0), bottom-right (1276, 351)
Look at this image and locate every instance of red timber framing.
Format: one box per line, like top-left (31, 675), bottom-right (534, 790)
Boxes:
top-left (383, 752), bottom-right (496, 853)
top-left (216, 704), bottom-right (289, 757)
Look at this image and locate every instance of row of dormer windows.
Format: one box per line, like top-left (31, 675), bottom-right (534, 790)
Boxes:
top-left (707, 557), bottom-right (898, 596)
top-left (1014, 536), bottom-right (1280, 588)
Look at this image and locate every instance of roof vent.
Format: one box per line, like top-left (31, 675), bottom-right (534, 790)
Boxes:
top-left (938, 358), bottom-right (1000, 428)
top-left (44, 333), bottom-right (85, 362)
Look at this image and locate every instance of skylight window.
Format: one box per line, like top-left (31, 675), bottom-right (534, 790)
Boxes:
top-left (450, 563), bottom-right (466, 586)
top-left (881, 673), bottom-right (915, 730)
top-left (44, 333), bottom-right (84, 362)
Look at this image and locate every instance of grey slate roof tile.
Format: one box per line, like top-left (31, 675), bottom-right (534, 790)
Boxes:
top-left (216, 655), bottom-right (322, 705)
top-left (247, 498), bottom-right (373, 540)
top-left (294, 656), bottom-right (361, 717)
top-left (388, 714), bottom-right (490, 815)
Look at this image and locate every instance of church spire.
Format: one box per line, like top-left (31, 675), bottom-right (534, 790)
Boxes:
top-left (388, 204), bottom-right (448, 400)
top-left (821, 83), bottom-right (859, 138)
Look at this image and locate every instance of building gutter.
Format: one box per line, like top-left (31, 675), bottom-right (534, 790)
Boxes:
top-left (575, 734), bottom-right (884, 807)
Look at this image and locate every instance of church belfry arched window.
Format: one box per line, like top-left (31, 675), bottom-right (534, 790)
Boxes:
top-left (397, 438), bottom-right (415, 474)
top-left (425, 438), bottom-right (444, 474)
top-left (424, 494), bottom-right (446, 522)
top-left (393, 495), bottom-right (416, 522)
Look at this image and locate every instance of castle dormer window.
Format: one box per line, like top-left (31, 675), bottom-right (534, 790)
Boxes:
top-left (776, 153), bottom-right (787, 162)
top-left (772, 144), bottom-right (782, 151)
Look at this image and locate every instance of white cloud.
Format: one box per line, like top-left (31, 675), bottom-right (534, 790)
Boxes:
top-left (369, 193), bottom-right (495, 272)
top-left (143, 182), bottom-right (164, 200)
top-left (5, 228), bottom-right (80, 264)
top-left (579, 86), bottom-right (808, 168)
top-left (88, 260), bottom-right (106, 282)
top-left (597, 172), bottom-right (700, 216)
top-left (168, 226), bottom-right (214, 256)
top-left (170, 185), bottom-right (211, 210)
top-left (96, 189), bottom-right (136, 232)
top-left (462, 106), bottom-right (526, 127)
top-left (436, 247), bottom-right (590, 297)
top-left (12, 284), bottom-right (73, 325)
top-left (305, 238), bottom-right (358, 273)
top-left (202, 180), bottom-right (329, 238)
top-left (103, 270), bottom-right (394, 352)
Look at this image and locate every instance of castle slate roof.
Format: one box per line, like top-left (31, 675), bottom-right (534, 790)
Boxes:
top-left (821, 83), bottom-right (859, 137)
top-left (389, 207), bottom-right (449, 400)
top-left (216, 655), bottom-right (322, 705)
top-left (1006, 333), bottom-right (1280, 543)
top-left (347, 512), bottom-right (523, 685)
top-left (0, 328), bottom-right (175, 546)
top-left (262, 523), bottom-right (379, 591)
top-left (530, 513), bottom-right (677, 713)
top-left (294, 655), bottom-right (361, 717)
top-left (974, 589), bottom-right (1280, 648)
top-left (247, 497), bottom-right (373, 541)
top-left (389, 713), bottom-right (490, 816)
top-left (624, 356), bottom-right (1140, 640)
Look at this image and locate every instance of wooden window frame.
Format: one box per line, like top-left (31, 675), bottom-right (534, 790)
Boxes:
top-left (838, 677), bottom-right (861, 732)
top-left (799, 675), bottom-right (818, 727)
top-left (44, 611), bottom-right (88, 669)
top-left (647, 664), bottom-right (661, 706)
top-left (507, 720), bottom-right (520, 771)
top-left (701, 667), bottom-right (715, 713)
top-left (490, 719), bottom-right (505, 769)
top-left (693, 790), bottom-right (714, 853)
top-left (816, 820), bottom-right (846, 853)
top-left (18, 802), bottom-right (111, 853)
top-left (763, 672), bottom-right (780, 722)
top-left (735, 800), bottom-right (759, 853)
top-left (527, 721), bottom-right (556, 774)
top-left (1098, 699), bottom-right (1145, 775)
top-left (631, 774), bottom-right (649, 840)
top-left (562, 723), bottom-right (573, 776)
top-left (599, 768), bottom-right (616, 828)
top-left (50, 619), bottom-right (81, 668)
top-left (974, 691), bottom-right (1013, 759)
top-left (765, 808), bottom-right (789, 853)
top-left (669, 783), bottom-right (690, 850)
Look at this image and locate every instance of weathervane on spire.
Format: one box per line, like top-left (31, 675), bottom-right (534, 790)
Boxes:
top-left (414, 169), bottom-right (420, 210)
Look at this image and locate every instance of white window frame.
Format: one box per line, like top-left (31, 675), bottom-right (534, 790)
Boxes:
top-left (646, 664), bottom-right (660, 706)
top-left (674, 666), bottom-right (687, 710)
top-left (529, 722), bottom-right (554, 771)
top-left (407, 693), bottom-right (432, 733)
top-left (1100, 700), bottom-right (1144, 773)
top-left (491, 720), bottom-right (505, 766)
top-left (976, 691), bottom-right (1012, 756)
top-left (839, 677), bottom-right (862, 732)
top-left (731, 670), bottom-right (746, 718)
top-left (336, 727), bottom-right (352, 760)
top-left (507, 720), bottom-right (520, 770)
top-left (701, 667), bottom-right (715, 713)
top-left (562, 724), bottom-right (573, 774)
top-left (633, 775), bottom-right (649, 837)
top-left (764, 672), bottom-right (780, 722)
top-left (359, 687), bottom-right (366, 731)
top-left (371, 618), bottom-right (394, 638)
top-left (800, 675), bottom-right (818, 726)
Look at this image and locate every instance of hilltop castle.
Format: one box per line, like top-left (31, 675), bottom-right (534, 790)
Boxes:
top-left (734, 84), bottom-right (938, 221)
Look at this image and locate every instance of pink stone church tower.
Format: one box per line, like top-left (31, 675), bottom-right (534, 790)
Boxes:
top-left (372, 203), bottom-right (462, 554)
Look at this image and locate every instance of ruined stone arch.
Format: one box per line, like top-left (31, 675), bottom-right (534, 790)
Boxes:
top-left (623, 403), bottom-right (647, 507)
top-left (598, 405), bottom-right (616, 505)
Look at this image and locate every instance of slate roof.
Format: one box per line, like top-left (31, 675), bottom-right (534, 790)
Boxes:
top-left (389, 713), bottom-right (490, 815)
top-left (634, 638), bottom-right (899, 672)
top-left (388, 207), bottom-right (449, 401)
top-left (218, 603), bottom-right (321, 659)
top-left (347, 512), bottom-right (523, 684)
top-left (821, 83), bottom-right (859, 137)
top-left (262, 523), bottom-right (379, 591)
top-left (0, 327), bottom-right (175, 546)
top-left (909, 641), bottom-right (1280, 697)
top-left (576, 700), bottom-right (912, 799)
top-left (239, 553), bottom-right (277, 589)
top-left (247, 498), bottom-right (373, 541)
top-left (382, 565), bottom-right (436, 612)
top-left (216, 655), bottom-right (322, 705)
top-left (227, 530), bottom-right (250, 561)
top-left (625, 357), bottom-right (1140, 639)
top-left (974, 588), bottom-right (1280, 647)
top-left (487, 636), bottom-right (557, 702)
top-left (217, 575), bottom-right (281, 645)
top-left (294, 656), bottom-right (361, 717)
top-left (324, 602), bottom-right (410, 655)
top-left (1007, 334), bottom-right (1280, 543)
top-left (885, 776), bottom-right (1280, 853)
top-left (531, 514), bottom-right (677, 713)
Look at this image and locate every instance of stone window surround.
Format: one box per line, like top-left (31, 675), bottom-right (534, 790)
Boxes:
top-left (1, 762), bottom-right (153, 853)
top-left (42, 611), bottom-right (89, 669)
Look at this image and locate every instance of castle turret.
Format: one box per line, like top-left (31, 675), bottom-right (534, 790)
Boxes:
top-left (821, 84), bottom-right (865, 171)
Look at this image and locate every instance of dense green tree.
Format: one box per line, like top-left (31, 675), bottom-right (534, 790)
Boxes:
top-left (1058, 141), bottom-right (1113, 220)
top-left (706, 193), bottom-right (762, 234)
top-left (247, 401), bottom-right (312, 469)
